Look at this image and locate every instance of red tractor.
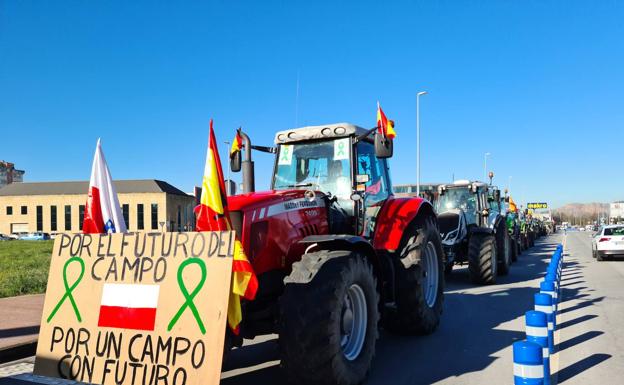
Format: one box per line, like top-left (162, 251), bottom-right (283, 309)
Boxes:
top-left (226, 123), bottom-right (444, 384)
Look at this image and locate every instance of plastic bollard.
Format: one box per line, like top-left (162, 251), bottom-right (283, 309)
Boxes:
top-left (525, 311), bottom-right (551, 385)
top-left (513, 340), bottom-right (544, 385)
top-left (545, 272), bottom-right (558, 294)
top-left (540, 280), bottom-right (558, 314)
top-left (535, 293), bottom-right (555, 354)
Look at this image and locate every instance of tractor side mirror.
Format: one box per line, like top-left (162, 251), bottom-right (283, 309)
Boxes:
top-left (374, 132), bottom-right (393, 159)
top-left (504, 196), bottom-right (510, 203)
top-left (438, 186), bottom-right (446, 196)
top-left (230, 151), bottom-right (241, 172)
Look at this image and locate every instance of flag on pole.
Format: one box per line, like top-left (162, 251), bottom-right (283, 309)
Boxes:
top-left (195, 120), bottom-right (258, 334)
top-left (377, 102), bottom-right (397, 139)
top-left (230, 129), bottom-right (243, 158)
top-left (83, 139), bottom-right (127, 234)
top-left (509, 196), bottom-right (518, 213)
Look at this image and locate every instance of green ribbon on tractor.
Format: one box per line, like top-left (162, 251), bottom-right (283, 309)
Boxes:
top-left (168, 258), bottom-right (207, 334)
top-left (47, 256), bottom-right (85, 323)
top-left (337, 141), bottom-right (346, 156)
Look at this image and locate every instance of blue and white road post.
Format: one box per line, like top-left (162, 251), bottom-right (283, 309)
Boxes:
top-left (513, 340), bottom-right (544, 385)
top-left (525, 310), bottom-right (551, 384)
top-left (540, 280), bottom-right (558, 314)
top-left (534, 293), bottom-right (555, 354)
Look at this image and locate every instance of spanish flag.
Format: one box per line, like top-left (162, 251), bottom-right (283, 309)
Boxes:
top-left (509, 196), bottom-right (518, 213)
top-left (230, 129), bottom-right (243, 158)
top-left (377, 102), bottom-right (397, 139)
top-left (195, 119), bottom-right (258, 334)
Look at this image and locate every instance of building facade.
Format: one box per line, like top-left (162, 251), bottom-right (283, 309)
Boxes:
top-left (393, 183), bottom-right (442, 201)
top-left (0, 180), bottom-right (195, 235)
top-left (0, 161), bottom-right (25, 189)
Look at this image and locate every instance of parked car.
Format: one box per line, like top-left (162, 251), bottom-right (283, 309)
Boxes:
top-left (0, 233), bottom-right (14, 241)
top-left (19, 232), bottom-right (51, 241)
top-left (592, 225), bottom-right (624, 261)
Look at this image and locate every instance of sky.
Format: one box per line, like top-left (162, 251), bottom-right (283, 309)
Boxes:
top-left (1, 0), bottom-right (623, 208)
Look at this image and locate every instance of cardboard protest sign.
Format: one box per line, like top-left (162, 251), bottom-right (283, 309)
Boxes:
top-left (34, 231), bottom-right (234, 385)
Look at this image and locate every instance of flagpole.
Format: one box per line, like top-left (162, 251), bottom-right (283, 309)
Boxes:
top-left (416, 91), bottom-right (427, 196)
top-left (224, 141), bottom-right (231, 195)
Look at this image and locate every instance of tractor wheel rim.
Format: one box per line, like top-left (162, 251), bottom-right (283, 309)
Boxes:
top-left (340, 283), bottom-right (367, 361)
top-left (422, 241), bottom-right (439, 308)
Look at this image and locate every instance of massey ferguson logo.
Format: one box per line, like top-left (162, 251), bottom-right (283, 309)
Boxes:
top-left (284, 199), bottom-right (319, 210)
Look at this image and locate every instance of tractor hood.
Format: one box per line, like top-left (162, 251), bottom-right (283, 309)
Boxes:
top-left (227, 189), bottom-right (325, 212)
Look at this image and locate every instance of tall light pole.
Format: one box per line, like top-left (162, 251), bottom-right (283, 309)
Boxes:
top-left (483, 152), bottom-right (491, 181)
top-left (416, 91), bottom-right (427, 196)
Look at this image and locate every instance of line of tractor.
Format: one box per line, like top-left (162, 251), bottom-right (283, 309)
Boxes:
top-left (224, 122), bottom-right (551, 385)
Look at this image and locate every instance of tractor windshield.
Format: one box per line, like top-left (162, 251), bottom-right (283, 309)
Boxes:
top-left (272, 139), bottom-right (352, 199)
top-left (435, 187), bottom-right (478, 225)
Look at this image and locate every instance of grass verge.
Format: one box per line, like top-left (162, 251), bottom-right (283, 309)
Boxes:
top-left (0, 240), bottom-right (53, 298)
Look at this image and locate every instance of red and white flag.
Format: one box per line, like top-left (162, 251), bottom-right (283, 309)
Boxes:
top-left (82, 139), bottom-right (127, 234)
top-left (97, 283), bottom-right (160, 331)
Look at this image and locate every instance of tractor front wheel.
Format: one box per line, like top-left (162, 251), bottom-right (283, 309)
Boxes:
top-left (279, 251), bottom-right (379, 385)
top-left (468, 233), bottom-right (497, 284)
top-left (384, 217), bottom-right (444, 335)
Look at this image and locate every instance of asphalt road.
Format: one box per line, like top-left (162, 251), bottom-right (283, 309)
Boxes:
top-left (221, 232), bottom-right (622, 385)
top-left (1, 231), bottom-right (620, 384)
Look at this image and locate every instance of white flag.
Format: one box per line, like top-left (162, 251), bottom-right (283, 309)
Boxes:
top-left (83, 138), bottom-right (127, 233)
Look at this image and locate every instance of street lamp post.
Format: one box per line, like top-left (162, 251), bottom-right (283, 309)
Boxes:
top-left (416, 91), bottom-right (427, 196)
top-left (484, 152), bottom-right (491, 181)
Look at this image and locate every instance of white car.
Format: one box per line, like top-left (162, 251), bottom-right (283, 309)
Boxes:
top-left (592, 225), bottom-right (624, 261)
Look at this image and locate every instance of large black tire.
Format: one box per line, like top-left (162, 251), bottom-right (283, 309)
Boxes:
top-left (511, 236), bottom-right (518, 262)
top-left (279, 251), bottom-right (379, 385)
top-left (497, 231), bottom-right (511, 276)
top-left (384, 217), bottom-right (445, 335)
top-left (468, 233), bottom-right (497, 284)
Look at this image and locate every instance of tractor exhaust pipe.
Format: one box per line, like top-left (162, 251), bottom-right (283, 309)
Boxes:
top-left (240, 131), bottom-right (255, 193)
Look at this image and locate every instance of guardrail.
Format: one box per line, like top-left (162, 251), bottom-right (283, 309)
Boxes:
top-left (513, 243), bottom-right (563, 385)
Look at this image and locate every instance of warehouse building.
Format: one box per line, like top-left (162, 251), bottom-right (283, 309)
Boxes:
top-left (0, 180), bottom-right (195, 235)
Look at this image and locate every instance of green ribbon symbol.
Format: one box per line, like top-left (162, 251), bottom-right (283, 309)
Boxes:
top-left (47, 256), bottom-right (85, 323)
top-left (280, 146), bottom-right (290, 161)
top-left (337, 141), bottom-right (346, 156)
top-left (168, 258), bottom-right (207, 334)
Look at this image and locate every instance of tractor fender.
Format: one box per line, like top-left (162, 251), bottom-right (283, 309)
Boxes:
top-left (372, 197), bottom-right (435, 253)
top-left (284, 235), bottom-right (379, 285)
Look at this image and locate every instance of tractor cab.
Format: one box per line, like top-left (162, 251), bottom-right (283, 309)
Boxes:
top-left (231, 123), bottom-right (394, 238)
top-left (435, 180), bottom-right (490, 231)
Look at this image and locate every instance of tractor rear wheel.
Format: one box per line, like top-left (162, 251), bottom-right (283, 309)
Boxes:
top-left (279, 251), bottom-right (379, 385)
top-left (468, 233), bottom-right (497, 284)
top-left (384, 217), bottom-right (444, 335)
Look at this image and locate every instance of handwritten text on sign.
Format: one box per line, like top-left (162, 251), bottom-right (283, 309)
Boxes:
top-left (34, 231), bottom-right (234, 385)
